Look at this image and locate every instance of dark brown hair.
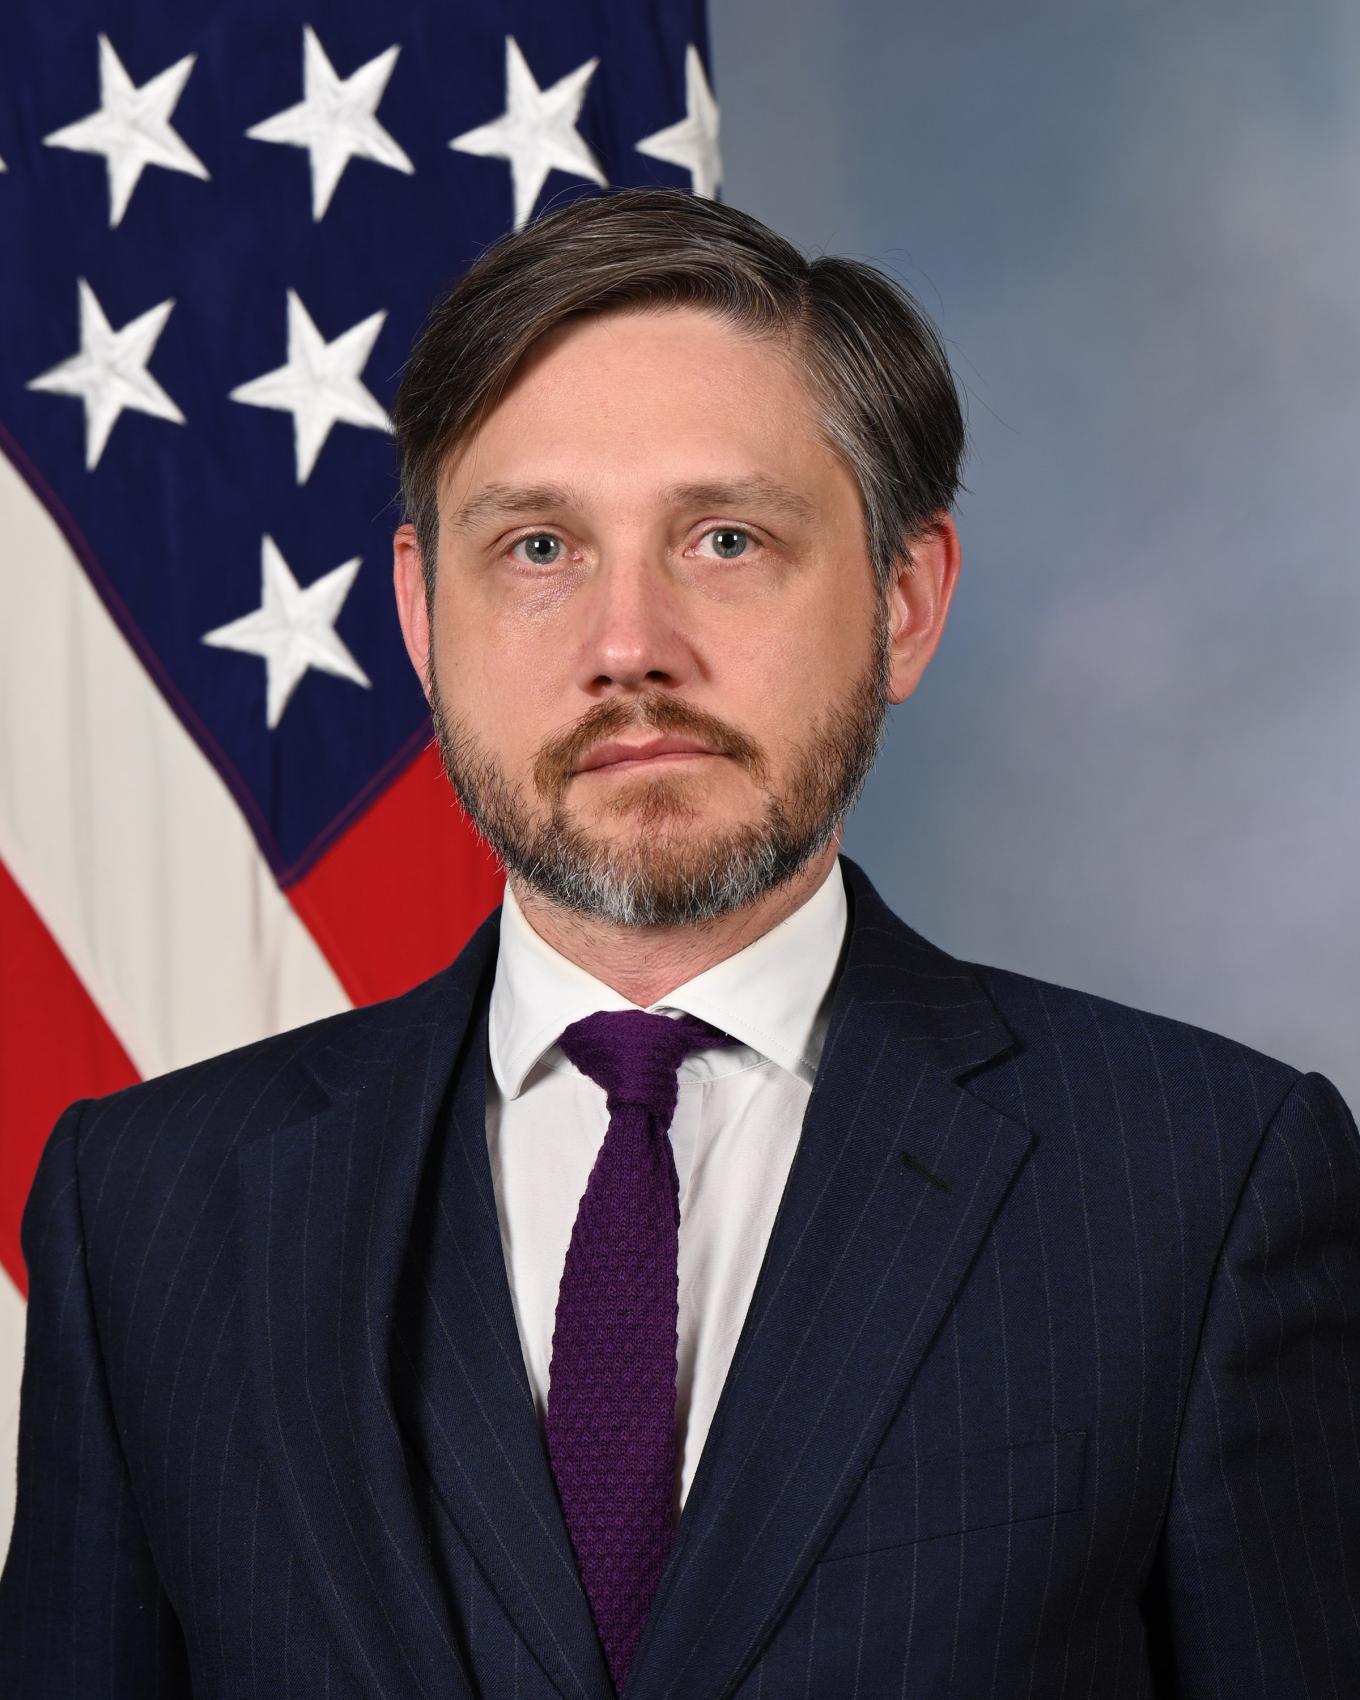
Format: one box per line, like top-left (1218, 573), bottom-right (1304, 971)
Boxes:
top-left (392, 188), bottom-right (964, 604)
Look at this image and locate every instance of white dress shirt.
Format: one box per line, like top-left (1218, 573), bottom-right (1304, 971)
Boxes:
top-left (485, 857), bottom-right (848, 1511)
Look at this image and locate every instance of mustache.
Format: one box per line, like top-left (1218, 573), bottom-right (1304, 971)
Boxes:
top-left (533, 694), bottom-right (768, 800)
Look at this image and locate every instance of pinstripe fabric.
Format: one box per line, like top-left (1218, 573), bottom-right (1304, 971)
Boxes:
top-left (2, 855), bottom-right (1357, 1698)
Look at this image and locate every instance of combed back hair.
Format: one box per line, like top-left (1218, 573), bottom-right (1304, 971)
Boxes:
top-left (392, 187), bottom-right (965, 605)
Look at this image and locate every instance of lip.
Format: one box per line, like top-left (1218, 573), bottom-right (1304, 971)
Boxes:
top-left (575, 736), bottom-right (720, 774)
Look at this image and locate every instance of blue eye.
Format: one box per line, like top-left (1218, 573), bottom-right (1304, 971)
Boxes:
top-left (707, 528), bottom-right (749, 559)
top-left (513, 534), bottom-right (563, 566)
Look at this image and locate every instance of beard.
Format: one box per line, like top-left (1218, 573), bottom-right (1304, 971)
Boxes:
top-left (427, 615), bottom-right (889, 928)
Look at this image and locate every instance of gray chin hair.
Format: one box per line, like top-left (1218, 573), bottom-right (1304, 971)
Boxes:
top-left (494, 802), bottom-right (846, 929)
top-left (427, 643), bottom-right (888, 930)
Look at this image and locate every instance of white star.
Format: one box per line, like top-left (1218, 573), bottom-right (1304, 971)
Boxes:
top-left (229, 290), bottom-right (389, 484)
top-left (450, 35), bottom-right (605, 231)
top-left (202, 536), bottom-right (371, 729)
top-left (43, 34), bottom-right (209, 227)
top-left (636, 45), bottom-right (721, 199)
top-left (246, 26), bottom-right (414, 221)
top-left (27, 278), bottom-right (184, 470)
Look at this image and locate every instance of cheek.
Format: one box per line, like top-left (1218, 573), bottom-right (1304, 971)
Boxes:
top-left (431, 579), bottom-right (529, 700)
top-left (438, 641), bottom-right (563, 771)
top-left (732, 614), bottom-right (853, 700)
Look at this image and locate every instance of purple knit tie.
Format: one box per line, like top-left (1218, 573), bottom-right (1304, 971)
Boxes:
top-left (546, 1008), bottom-right (739, 1691)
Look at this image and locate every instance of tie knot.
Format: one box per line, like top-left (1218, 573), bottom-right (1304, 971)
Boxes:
top-left (557, 1008), bottom-right (738, 1122)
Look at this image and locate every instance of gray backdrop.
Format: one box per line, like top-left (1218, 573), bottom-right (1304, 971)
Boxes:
top-left (711, 0), bottom-right (1360, 1104)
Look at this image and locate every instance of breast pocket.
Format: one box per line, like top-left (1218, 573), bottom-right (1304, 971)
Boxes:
top-left (817, 1429), bottom-right (1088, 1564)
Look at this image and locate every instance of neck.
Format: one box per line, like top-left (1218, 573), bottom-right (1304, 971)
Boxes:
top-left (509, 840), bottom-right (842, 1007)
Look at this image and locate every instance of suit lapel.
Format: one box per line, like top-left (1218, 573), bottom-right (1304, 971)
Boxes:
top-left (388, 992), bottom-right (616, 1700)
top-left (237, 944), bottom-right (484, 1700)
top-left (624, 858), bottom-right (1034, 1700)
top-left (238, 906), bottom-right (612, 1700)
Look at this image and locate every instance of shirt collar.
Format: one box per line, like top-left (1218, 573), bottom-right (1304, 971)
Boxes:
top-left (488, 858), bottom-right (848, 1101)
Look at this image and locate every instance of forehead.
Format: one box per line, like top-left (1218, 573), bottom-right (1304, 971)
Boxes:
top-left (437, 305), bottom-right (852, 516)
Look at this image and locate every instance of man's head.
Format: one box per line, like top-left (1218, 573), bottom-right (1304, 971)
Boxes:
top-left (391, 189), bottom-right (964, 927)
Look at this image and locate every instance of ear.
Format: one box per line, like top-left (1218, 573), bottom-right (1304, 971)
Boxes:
top-left (884, 514), bottom-right (962, 706)
top-left (392, 523), bottom-right (433, 702)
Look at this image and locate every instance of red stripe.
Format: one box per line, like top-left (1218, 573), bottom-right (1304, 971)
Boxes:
top-left (0, 856), bottom-right (139, 1297)
top-left (288, 745), bottom-right (504, 1007)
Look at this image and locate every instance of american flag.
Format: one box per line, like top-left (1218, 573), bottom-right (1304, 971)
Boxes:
top-left (0, 0), bottom-right (719, 1557)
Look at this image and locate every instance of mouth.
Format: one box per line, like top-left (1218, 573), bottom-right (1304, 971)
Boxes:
top-left (588, 754), bottom-right (717, 775)
top-left (574, 736), bottom-right (722, 775)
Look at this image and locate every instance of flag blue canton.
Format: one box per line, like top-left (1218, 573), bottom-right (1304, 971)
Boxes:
top-left (0, 1), bottom-right (715, 879)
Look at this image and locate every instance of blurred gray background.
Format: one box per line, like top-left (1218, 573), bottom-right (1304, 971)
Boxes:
top-left (712, 0), bottom-right (1360, 1103)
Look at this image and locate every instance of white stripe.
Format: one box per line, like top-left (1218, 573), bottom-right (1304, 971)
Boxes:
top-left (0, 1263), bottom-right (24, 1570)
top-left (0, 447), bottom-right (350, 1080)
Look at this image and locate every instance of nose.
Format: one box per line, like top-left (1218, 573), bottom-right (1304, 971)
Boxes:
top-left (574, 550), bottom-right (697, 697)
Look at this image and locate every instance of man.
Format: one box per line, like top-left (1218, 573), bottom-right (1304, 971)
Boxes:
top-left (2, 188), bottom-right (1357, 1699)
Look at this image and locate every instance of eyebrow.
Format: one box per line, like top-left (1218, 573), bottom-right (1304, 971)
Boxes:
top-left (667, 478), bottom-right (818, 526)
top-left (447, 476), bottom-right (817, 534)
top-left (448, 483), bottom-right (579, 534)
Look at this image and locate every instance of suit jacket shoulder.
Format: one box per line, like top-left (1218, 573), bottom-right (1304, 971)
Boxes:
top-left (964, 954), bottom-right (1304, 1131)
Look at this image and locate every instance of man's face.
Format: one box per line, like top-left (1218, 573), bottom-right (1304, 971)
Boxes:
top-left (401, 306), bottom-right (895, 927)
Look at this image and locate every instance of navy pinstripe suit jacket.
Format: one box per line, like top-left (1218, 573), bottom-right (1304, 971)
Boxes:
top-left (3, 855), bottom-right (1359, 1699)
